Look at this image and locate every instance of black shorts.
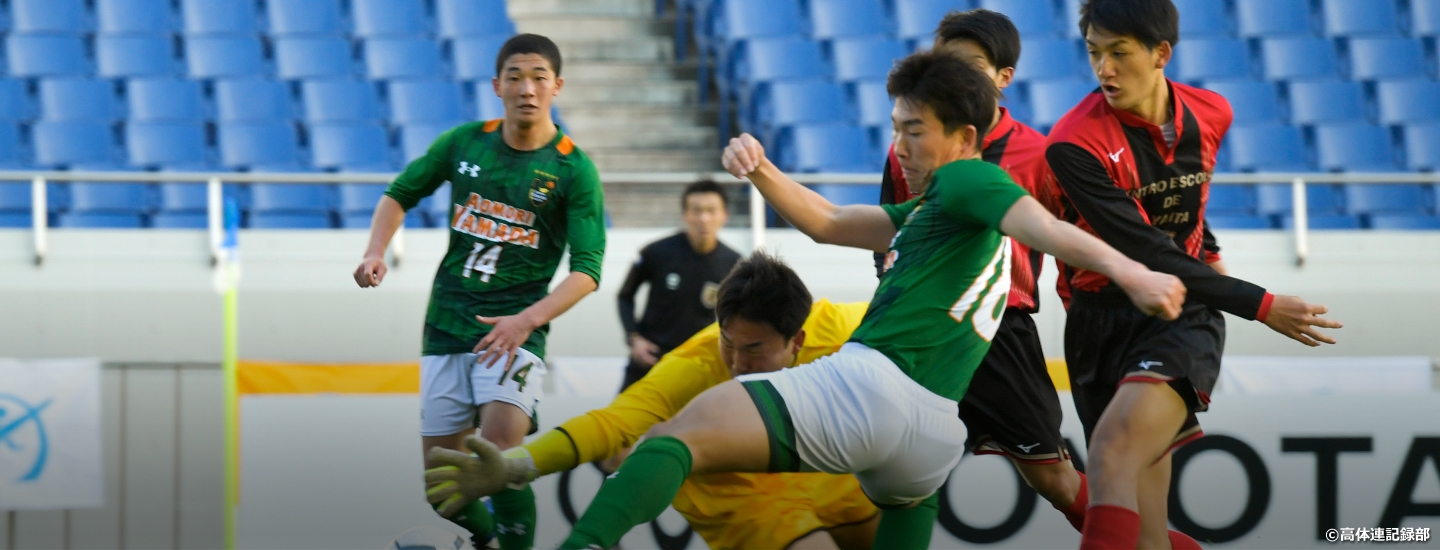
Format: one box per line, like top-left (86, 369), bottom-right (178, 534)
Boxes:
top-left (960, 308), bottom-right (1070, 464)
top-left (620, 359), bottom-right (651, 392)
top-left (1065, 291), bottom-right (1225, 451)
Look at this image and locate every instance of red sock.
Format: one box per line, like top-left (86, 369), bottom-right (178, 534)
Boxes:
top-left (1055, 472), bottom-right (1089, 532)
top-left (1168, 529), bottom-right (1203, 550)
top-left (1079, 504), bottom-right (1140, 550)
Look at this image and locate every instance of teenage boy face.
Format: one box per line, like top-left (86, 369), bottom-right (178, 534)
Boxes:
top-left (718, 316), bottom-right (803, 378)
top-left (1084, 26), bottom-right (1171, 113)
top-left (493, 53), bottom-right (563, 129)
top-left (891, 99), bottom-right (980, 193)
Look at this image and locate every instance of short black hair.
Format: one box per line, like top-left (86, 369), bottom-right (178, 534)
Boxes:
top-left (887, 51), bottom-right (998, 138)
top-left (495, 33), bottom-right (563, 77)
top-left (935, 9), bottom-right (1022, 71)
top-left (681, 180), bottom-right (729, 210)
top-left (716, 250), bottom-right (811, 339)
top-left (1077, 0), bottom-right (1179, 49)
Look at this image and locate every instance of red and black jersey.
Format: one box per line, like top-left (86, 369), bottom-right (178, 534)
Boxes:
top-left (1043, 80), bottom-right (1273, 320)
top-left (877, 108), bottom-right (1062, 313)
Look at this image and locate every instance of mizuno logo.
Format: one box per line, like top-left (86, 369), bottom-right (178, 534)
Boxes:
top-left (1016, 443), bottom-right (1041, 453)
top-left (1138, 360), bottom-right (1163, 370)
top-left (1107, 148), bottom-right (1125, 162)
top-left (457, 161), bottom-right (481, 177)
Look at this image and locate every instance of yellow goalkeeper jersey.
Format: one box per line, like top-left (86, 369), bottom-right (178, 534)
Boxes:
top-left (535, 299), bottom-right (876, 549)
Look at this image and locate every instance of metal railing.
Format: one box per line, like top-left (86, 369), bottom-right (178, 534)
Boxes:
top-left (3, 170), bottom-right (1437, 267)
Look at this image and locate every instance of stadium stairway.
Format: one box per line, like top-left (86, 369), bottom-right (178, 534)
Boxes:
top-left (512, 0), bottom-right (726, 227)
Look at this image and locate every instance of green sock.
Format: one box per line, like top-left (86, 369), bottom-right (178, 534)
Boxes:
top-left (437, 498), bottom-right (495, 544)
top-left (560, 436), bottom-right (692, 549)
top-left (492, 485), bottom-right (537, 550)
top-left (871, 494), bottom-right (939, 550)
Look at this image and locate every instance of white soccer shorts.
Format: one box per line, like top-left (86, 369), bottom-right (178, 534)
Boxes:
top-left (419, 349), bottom-right (546, 437)
top-left (737, 342), bottom-right (967, 507)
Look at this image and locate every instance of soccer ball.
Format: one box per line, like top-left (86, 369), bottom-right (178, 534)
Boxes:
top-left (387, 526), bottom-right (475, 550)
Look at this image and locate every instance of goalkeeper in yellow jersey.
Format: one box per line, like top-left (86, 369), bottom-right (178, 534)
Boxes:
top-left (428, 251), bottom-right (879, 549)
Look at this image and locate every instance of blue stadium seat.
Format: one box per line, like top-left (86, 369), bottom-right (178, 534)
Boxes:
top-left (1321, 0), bottom-right (1399, 36)
top-left (249, 212), bottom-right (333, 228)
top-left (0, 124), bottom-right (24, 166)
top-left (126, 121), bottom-right (208, 167)
top-left (454, 36), bottom-right (510, 80)
top-left (364, 38), bottom-right (445, 80)
top-left (267, 0), bottom-right (345, 36)
top-left (1173, 0), bottom-right (1231, 38)
top-left (779, 124), bottom-right (874, 172)
top-left (180, 0), bottom-right (258, 35)
top-left (436, 0), bottom-right (515, 38)
top-left (39, 78), bottom-right (122, 121)
top-left (980, 0), bottom-right (1062, 38)
top-left (1228, 125), bottom-right (1312, 172)
top-left (1415, 0), bottom-right (1440, 37)
top-left (57, 212), bottom-right (148, 228)
top-left (1062, 0), bottom-right (1083, 38)
top-left (127, 78), bottom-right (204, 121)
top-left (97, 35), bottom-right (178, 78)
top-left (1403, 123), bottom-right (1440, 171)
top-left (713, 0), bottom-right (805, 43)
top-left (1207, 185), bottom-right (1257, 215)
top-left (0, 184), bottom-right (32, 213)
top-left (1368, 215), bottom-right (1440, 229)
top-left (853, 79), bottom-right (890, 129)
top-left (7, 34), bottom-right (90, 77)
top-left (759, 80), bottom-right (851, 143)
top-left (420, 182), bottom-right (453, 225)
top-left (352, 0), bottom-right (430, 37)
top-left (400, 121), bottom-right (462, 162)
top-left (97, 0), bottom-right (176, 33)
top-left (11, 0), bottom-right (89, 33)
top-left (275, 37), bottom-right (356, 79)
top-left (218, 121), bottom-right (301, 167)
top-left (301, 81), bottom-right (382, 123)
top-left (1014, 39), bottom-right (1085, 83)
top-left (1260, 38), bottom-right (1339, 80)
top-left (1235, 0), bottom-right (1313, 37)
top-left (1029, 79), bottom-right (1095, 128)
top-left (810, 0), bottom-right (889, 41)
top-left (68, 182), bottom-right (153, 215)
top-left (1343, 184), bottom-right (1430, 214)
top-left (1202, 81), bottom-right (1283, 125)
top-left (733, 38), bottom-right (828, 86)
top-left (814, 184), bottom-right (883, 206)
top-left (1315, 123), bottom-right (1398, 171)
top-left (1258, 184), bottom-right (1344, 215)
top-left (309, 122), bottom-right (391, 169)
top-left (151, 212), bottom-right (208, 228)
top-left (185, 36), bottom-right (267, 78)
top-left (476, 92), bottom-right (505, 120)
top-left (1377, 81), bottom-right (1440, 125)
top-left (1288, 81), bottom-right (1366, 125)
top-left (0, 213), bottom-right (35, 228)
top-left (214, 79), bottom-right (294, 121)
top-left (831, 38), bottom-right (906, 82)
top-left (250, 183), bottom-right (332, 214)
top-left (1348, 38), bottom-right (1428, 81)
top-left (1173, 39), bottom-right (1252, 82)
top-left (340, 211), bottom-right (427, 228)
top-left (1278, 213), bottom-right (1362, 229)
top-left (156, 183), bottom-right (206, 214)
top-left (0, 80), bottom-right (31, 121)
top-left (894, 0), bottom-right (968, 42)
top-left (389, 80), bottom-right (465, 124)
top-left (1206, 215), bottom-right (1272, 229)
top-left (337, 183), bottom-right (386, 214)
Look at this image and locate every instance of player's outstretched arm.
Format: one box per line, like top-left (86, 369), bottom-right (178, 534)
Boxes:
top-left (1000, 196), bottom-right (1186, 320)
top-left (353, 195), bottom-right (406, 287)
top-left (425, 436), bottom-right (538, 517)
top-left (723, 133), bottom-right (897, 253)
top-left (1259, 295), bottom-right (1342, 346)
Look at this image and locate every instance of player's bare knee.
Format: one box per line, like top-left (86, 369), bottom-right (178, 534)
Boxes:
top-left (1017, 462), bottom-right (1079, 505)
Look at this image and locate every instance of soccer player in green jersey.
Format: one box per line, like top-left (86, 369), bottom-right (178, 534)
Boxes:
top-left (352, 34), bottom-right (605, 550)
top-left (424, 52), bottom-right (1182, 549)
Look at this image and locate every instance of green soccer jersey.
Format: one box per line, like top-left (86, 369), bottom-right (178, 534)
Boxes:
top-left (383, 119), bottom-right (607, 357)
top-left (849, 158), bottom-right (1029, 402)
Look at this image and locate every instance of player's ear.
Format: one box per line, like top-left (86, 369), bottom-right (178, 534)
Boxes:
top-left (1154, 41), bottom-right (1173, 71)
top-left (492, 77), bottom-right (501, 97)
top-left (553, 75), bottom-right (564, 95)
top-left (787, 329), bottom-right (806, 354)
top-left (995, 67), bottom-right (1015, 91)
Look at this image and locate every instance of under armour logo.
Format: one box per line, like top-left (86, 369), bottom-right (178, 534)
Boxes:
top-left (1138, 360), bottom-right (1163, 370)
top-left (1107, 148), bottom-right (1125, 162)
top-left (457, 162), bottom-right (481, 177)
top-left (496, 523), bottom-right (527, 535)
top-left (1016, 442), bottom-right (1041, 453)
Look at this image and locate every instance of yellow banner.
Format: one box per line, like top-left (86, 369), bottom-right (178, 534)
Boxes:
top-left (237, 361), bottom-right (419, 395)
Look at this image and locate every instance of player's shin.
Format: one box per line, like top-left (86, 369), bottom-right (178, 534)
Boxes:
top-left (559, 436), bottom-right (693, 549)
top-left (491, 485), bottom-right (536, 550)
top-left (870, 494), bottom-right (939, 550)
top-left (1054, 471), bottom-right (1089, 532)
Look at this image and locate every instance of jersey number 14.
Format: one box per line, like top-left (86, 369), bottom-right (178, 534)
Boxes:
top-left (463, 243), bottom-right (503, 282)
top-left (949, 238), bottom-right (1012, 342)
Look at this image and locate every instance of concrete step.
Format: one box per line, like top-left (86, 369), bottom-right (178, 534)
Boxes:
top-left (515, 15), bottom-right (671, 40)
top-left (560, 104), bottom-right (716, 127)
top-left (567, 125), bottom-right (717, 149)
top-left (555, 80), bottom-right (698, 105)
top-left (585, 147), bottom-right (721, 171)
top-left (509, 0), bottom-right (655, 17)
top-left (554, 37), bottom-right (672, 62)
top-left (603, 184), bottom-right (754, 228)
top-left (562, 61), bottom-right (698, 83)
